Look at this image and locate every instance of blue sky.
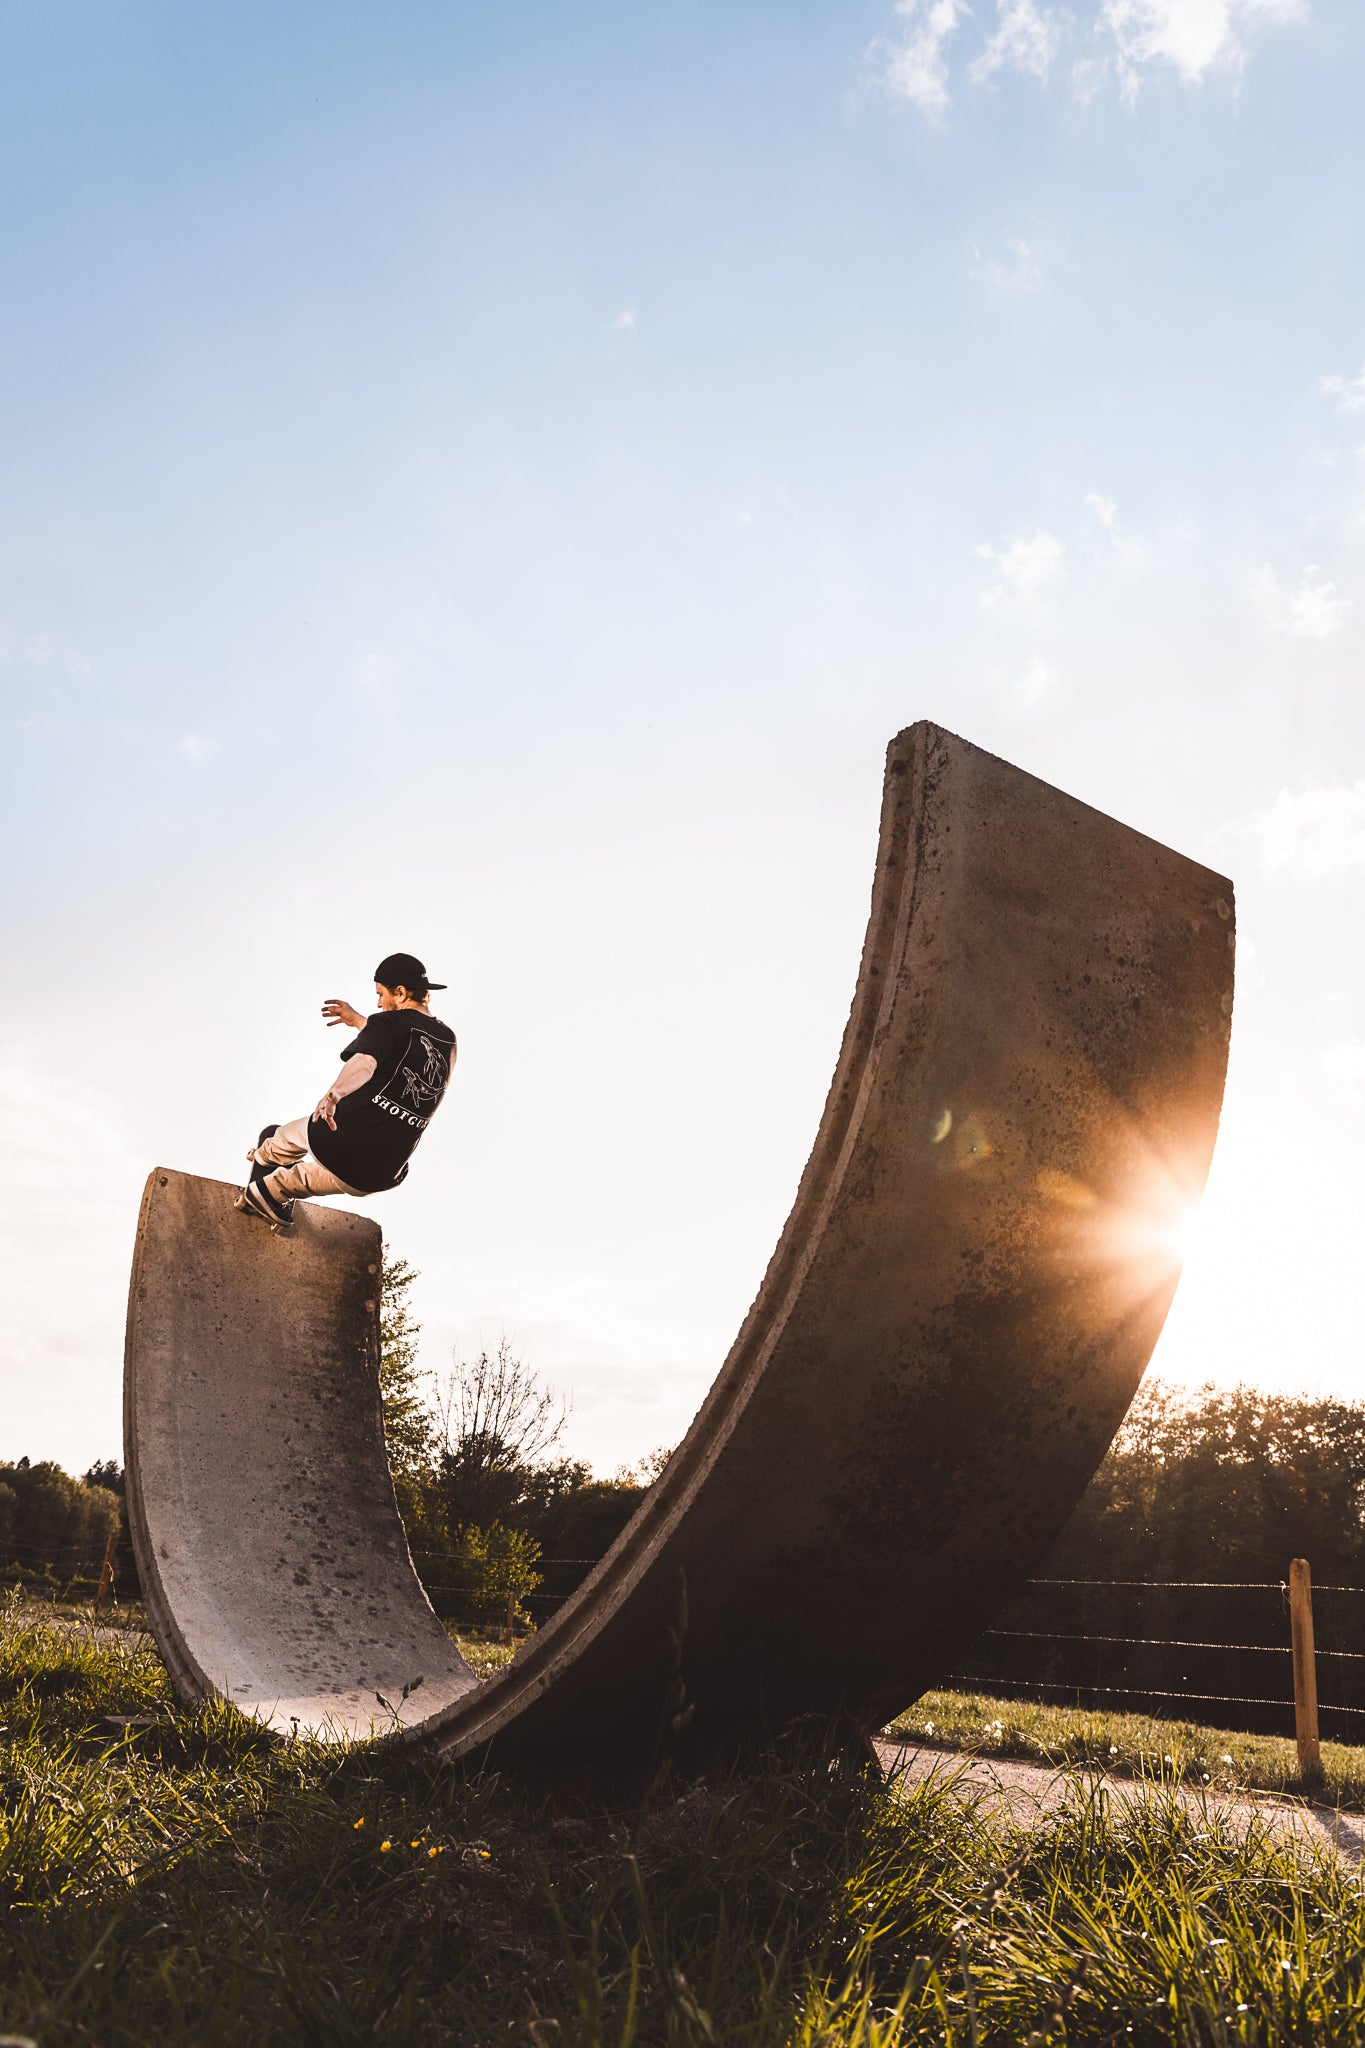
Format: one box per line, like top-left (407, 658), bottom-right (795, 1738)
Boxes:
top-left (3, 0), bottom-right (1364, 1476)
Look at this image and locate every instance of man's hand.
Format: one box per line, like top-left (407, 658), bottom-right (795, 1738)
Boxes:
top-left (322, 998), bottom-right (366, 1030)
top-left (313, 1053), bottom-right (377, 1131)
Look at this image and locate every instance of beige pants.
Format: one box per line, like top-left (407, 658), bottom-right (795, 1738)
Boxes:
top-left (253, 1117), bottom-right (366, 1203)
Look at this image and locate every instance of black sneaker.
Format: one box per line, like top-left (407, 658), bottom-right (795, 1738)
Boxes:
top-left (236, 1175), bottom-right (295, 1227)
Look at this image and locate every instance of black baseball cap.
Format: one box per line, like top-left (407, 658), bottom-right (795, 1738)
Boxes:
top-left (374, 952), bottom-right (446, 992)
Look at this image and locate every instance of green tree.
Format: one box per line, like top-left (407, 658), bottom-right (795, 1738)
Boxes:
top-left (614, 1444), bottom-right (676, 1488)
top-left (379, 1254), bottom-right (434, 1481)
top-left (433, 1338), bottom-right (569, 1528)
top-left (445, 1521), bottom-right (543, 1628)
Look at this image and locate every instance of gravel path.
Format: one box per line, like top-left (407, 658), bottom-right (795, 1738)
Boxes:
top-left (875, 1741), bottom-right (1365, 1863)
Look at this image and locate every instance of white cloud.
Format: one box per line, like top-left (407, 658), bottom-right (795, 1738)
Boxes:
top-left (1084, 489), bottom-right (1144, 559)
top-left (613, 309), bottom-right (637, 331)
top-left (1012, 656), bottom-right (1059, 709)
top-left (971, 0), bottom-right (1064, 80)
top-left (0, 623), bottom-right (99, 736)
top-left (1250, 782), bottom-right (1365, 878)
top-left (977, 528), bottom-right (1065, 613)
top-left (179, 733), bottom-right (211, 761)
top-left (1252, 563), bottom-right (1353, 640)
top-left (0, 623), bottom-right (94, 680)
top-left (970, 233), bottom-right (1042, 291)
top-left (1102, 0), bottom-right (1306, 93)
top-left (875, 0), bottom-right (971, 116)
top-left (1321, 365), bottom-right (1365, 414)
top-left (874, 0), bottom-right (1305, 112)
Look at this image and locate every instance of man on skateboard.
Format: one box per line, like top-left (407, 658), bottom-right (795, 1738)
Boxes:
top-left (237, 951), bottom-right (456, 1227)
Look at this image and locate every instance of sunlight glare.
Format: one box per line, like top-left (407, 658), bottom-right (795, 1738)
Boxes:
top-left (1160, 1198), bottom-right (1207, 1265)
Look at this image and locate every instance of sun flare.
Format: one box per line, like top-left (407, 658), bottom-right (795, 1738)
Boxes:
top-left (1160, 1199), bottom-right (1207, 1264)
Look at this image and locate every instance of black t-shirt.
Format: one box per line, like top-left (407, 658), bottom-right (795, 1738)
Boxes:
top-left (309, 1009), bottom-right (457, 1194)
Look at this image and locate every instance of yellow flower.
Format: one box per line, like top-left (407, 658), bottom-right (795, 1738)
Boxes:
top-left (428, 1846), bottom-right (441, 1859)
top-left (353, 1818), bottom-right (365, 1830)
top-left (380, 1840), bottom-right (392, 1853)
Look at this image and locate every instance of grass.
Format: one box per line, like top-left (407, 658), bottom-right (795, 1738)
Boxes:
top-left (885, 1689), bottom-right (1365, 1812)
top-left (452, 1632), bottom-right (519, 1678)
top-left (2, 1602), bottom-right (1365, 2042)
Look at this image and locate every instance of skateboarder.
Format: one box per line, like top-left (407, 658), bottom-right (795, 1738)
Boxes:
top-left (237, 951), bottom-right (457, 1226)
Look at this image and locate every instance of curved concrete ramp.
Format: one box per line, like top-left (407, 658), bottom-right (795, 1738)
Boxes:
top-left (126, 723), bottom-right (1234, 1771)
top-left (124, 1182), bottom-right (480, 1734)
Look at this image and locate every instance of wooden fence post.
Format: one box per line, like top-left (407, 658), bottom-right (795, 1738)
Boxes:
top-left (94, 1530), bottom-right (118, 1619)
top-left (504, 1591), bottom-right (516, 1647)
top-left (1289, 1557), bottom-right (1320, 1775)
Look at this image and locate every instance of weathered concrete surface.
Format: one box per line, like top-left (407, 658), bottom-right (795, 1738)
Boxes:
top-left (126, 722), bottom-right (1234, 1767)
top-left (124, 1179), bottom-right (478, 1734)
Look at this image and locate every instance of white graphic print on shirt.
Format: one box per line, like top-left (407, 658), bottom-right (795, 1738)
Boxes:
top-left (373, 1028), bottom-right (452, 1128)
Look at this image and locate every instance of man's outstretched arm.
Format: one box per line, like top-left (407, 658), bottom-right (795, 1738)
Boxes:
top-left (314, 1053), bottom-right (377, 1131)
top-left (322, 997), bottom-right (367, 1030)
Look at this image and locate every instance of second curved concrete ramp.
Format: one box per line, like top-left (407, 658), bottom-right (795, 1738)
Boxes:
top-left (126, 722), bottom-right (1234, 1772)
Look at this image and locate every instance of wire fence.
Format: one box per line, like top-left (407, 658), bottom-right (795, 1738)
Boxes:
top-left (940, 1676), bottom-right (1365, 1719)
top-left (0, 1535), bottom-right (123, 1565)
top-left (948, 1569), bottom-right (1365, 1744)
top-left (982, 1628), bottom-right (1364, 1660)
top-left (396, 1549), bottom-right (607, 1608)
top-left (0, 1544), bottom-right (122, 1586)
